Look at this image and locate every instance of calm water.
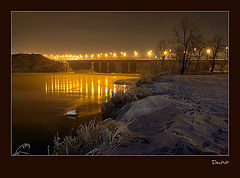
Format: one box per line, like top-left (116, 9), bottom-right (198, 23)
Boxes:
top-left (12, 73), bottom-right (139, 155)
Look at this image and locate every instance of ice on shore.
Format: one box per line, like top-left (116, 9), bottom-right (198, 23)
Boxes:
top-left (66, 110), bottom-right (78, 119)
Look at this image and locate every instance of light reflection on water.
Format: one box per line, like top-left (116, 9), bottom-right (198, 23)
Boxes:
top-left (44, 74), bottom-right (127, 105)
top-left (12, 73), bottom-right (139, 154)
top-left (41, 74), bottom-right (134, 118)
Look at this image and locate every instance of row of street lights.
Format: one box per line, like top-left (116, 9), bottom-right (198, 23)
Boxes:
top-left (44, 50), bottom-right (155, 60)
top-left (43, 47), bottom-right (228, 61)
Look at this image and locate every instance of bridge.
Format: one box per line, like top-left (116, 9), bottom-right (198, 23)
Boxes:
top-left (67, 59), bottom-right (228, 74)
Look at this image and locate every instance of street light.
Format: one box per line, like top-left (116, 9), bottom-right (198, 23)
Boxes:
top-left (147, 50), bottom-right (152, 58)
top-left (206, 49), bottom-right (211, 54)
top-left (134, 51), bottom-right (138, 58)
top-left (206, 49), bottom-right (211, 60)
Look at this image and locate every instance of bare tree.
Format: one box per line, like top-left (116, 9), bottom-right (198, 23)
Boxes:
top-left (193, 34), bottom-right (206, 72)
top-left (171, 18), bottom-right (202, 74)
top-left (155, 40), bottom-right (170, 60)
top-left (207, 34), bottom-right (225, 72)
top-left (219, 45), bottom-right (228, 73)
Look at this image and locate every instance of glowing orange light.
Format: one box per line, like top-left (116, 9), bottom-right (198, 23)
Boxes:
top-left (134, 51), bottom-right (138, 56)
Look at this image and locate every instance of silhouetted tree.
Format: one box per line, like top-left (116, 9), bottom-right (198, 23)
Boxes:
top-left (193, 34), bottom-right (206, 72)
top-left (207, 34), bottom-right (225, 72)
top-left (155, 40), bottom-right (170, 60)
top-left (219, 44), bottom-right (228, 73)
top-left (171, 18), bottom-right (202, 74)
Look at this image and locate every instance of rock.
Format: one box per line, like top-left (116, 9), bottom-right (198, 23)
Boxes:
top-left (118, 95), bottom-right (179, 122)
top-left (152, 82), bottom-right (174, 95)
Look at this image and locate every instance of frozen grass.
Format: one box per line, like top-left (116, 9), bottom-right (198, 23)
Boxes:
top-left (52, 119), bottom-right (136, 155)
top-left (12, 143), bottom-right (30, 155)
top-left (137, 71), bottom-right (167, 85)
top-left (101, 85), bottom-right (153, 119)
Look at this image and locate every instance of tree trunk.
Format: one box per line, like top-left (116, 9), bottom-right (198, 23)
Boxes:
top-left (211, 57), bottom-right (216, 72)
top-left (180, 61), bottom-right (185, 74)
top-left (180, 51), bottom-right (187, 75)
top-left (219, 65), bottom-right (224, 73)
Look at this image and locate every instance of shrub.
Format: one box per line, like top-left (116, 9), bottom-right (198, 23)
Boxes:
top-left (137, 72), bottom-right (153, 84)
top-left (137, 71), bottom-right (167, 85)
top-left (52, 119), bottom-right (136, 155)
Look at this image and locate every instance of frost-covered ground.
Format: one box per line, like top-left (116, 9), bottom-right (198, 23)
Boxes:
top-left (112, 74), bottom-right (228, 155)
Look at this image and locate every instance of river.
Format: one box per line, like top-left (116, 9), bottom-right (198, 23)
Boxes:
top-left (12, 73), bottom-right (139, 155)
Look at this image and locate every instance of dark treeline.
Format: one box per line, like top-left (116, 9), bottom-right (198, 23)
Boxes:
top-left (155, 18), bottom-right (228, 74)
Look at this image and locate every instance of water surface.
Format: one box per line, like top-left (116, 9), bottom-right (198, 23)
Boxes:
top-left (12, 73), bottom-right (139, 155)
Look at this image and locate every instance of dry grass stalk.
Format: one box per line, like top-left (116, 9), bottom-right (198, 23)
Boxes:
top-left (13, 143), bottom-right (30, 155)
top-left (53, 119), bottom-right (136, 155)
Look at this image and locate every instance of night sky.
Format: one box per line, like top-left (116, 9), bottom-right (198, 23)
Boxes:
top-left (12, 12), bottom-right (228, 55)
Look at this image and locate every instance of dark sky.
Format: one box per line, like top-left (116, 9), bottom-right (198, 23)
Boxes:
top-left (12, 12), bottom-right (228, 55)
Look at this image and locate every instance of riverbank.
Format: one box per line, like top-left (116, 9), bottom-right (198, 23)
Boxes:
top-left (107, 74), bottom-right (228, 155)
